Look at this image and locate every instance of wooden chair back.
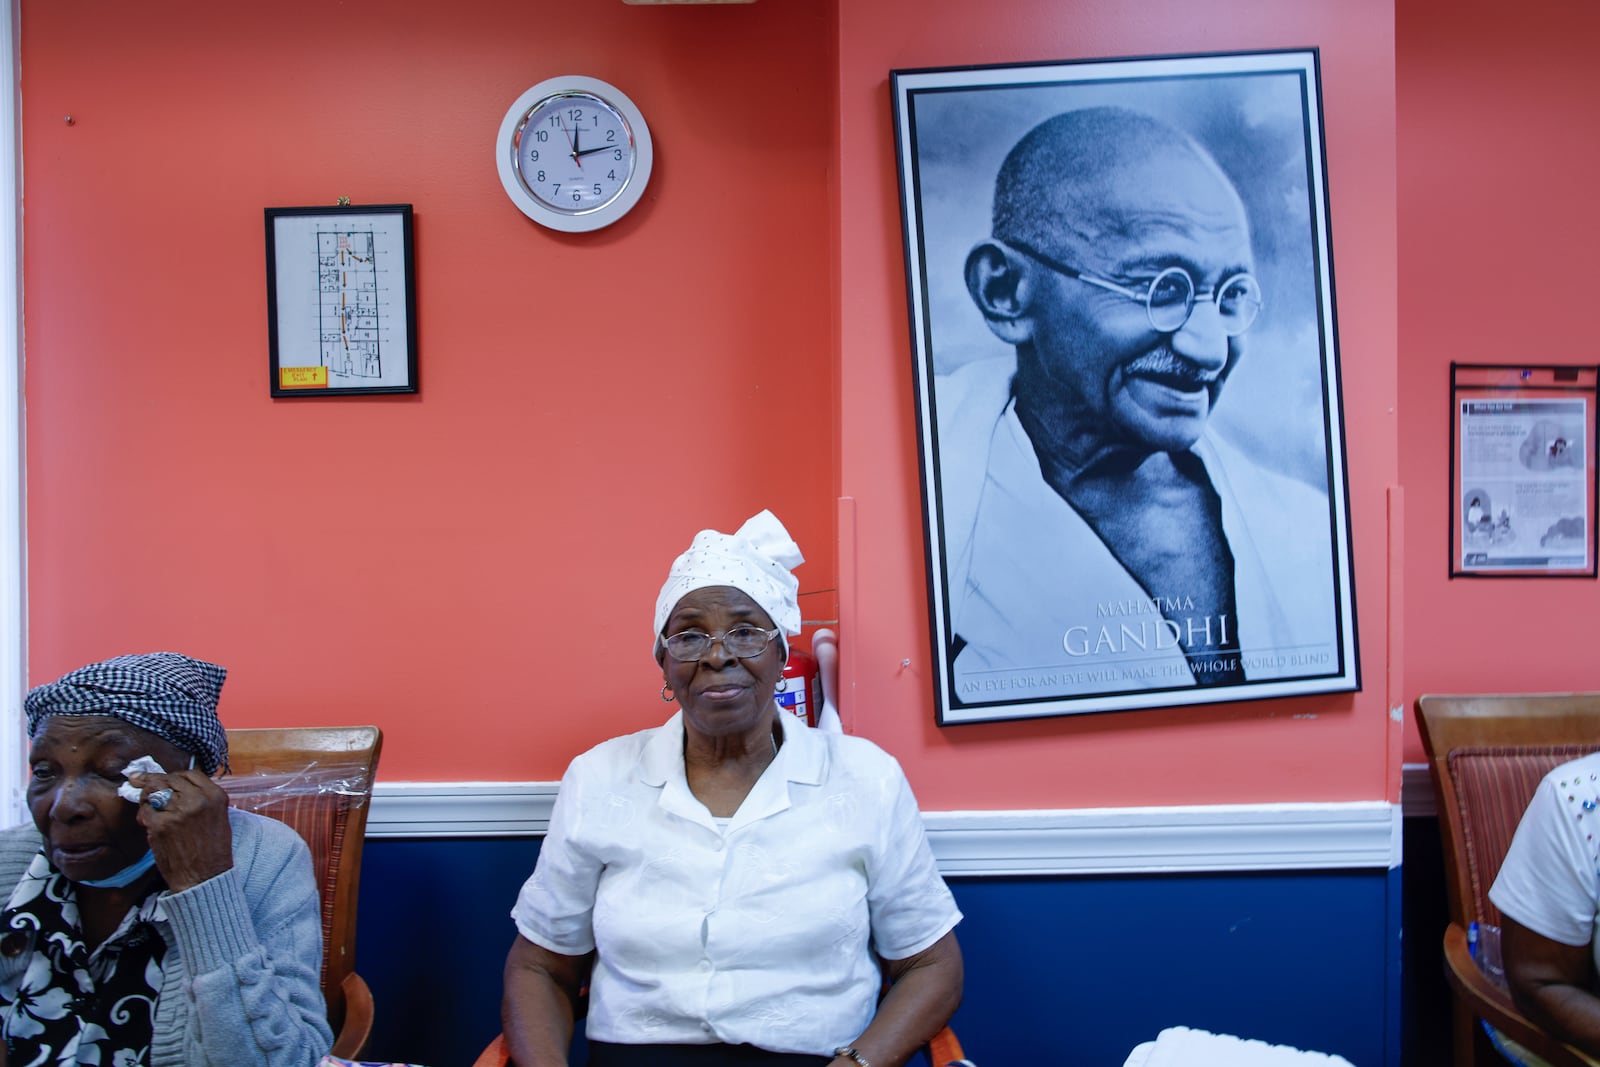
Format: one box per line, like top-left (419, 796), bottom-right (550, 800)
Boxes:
top-left (219, 725), bottom-right (383, 1058)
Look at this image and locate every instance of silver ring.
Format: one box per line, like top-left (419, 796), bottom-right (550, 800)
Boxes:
top-left (146, 788), bottom-right (173, 811)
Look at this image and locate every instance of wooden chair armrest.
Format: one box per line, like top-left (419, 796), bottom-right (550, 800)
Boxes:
top-left (1442, 922), bottom-right (1600, 1067)
top-left (928, 1024), bottom-right (972, 1065)
top-left (469, 1032), bottom-right (510, 1067)
top-left (329, 971), bottom-right (375, 1060)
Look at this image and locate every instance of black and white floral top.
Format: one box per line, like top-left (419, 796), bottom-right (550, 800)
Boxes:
top-left (0, 851), bottom-right (167, 1067)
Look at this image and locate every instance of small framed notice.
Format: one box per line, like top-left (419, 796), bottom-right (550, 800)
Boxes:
top-left (265, 204), bottom-right (417, 398)
top-left (1451, 363), bottom-right (1598, 578)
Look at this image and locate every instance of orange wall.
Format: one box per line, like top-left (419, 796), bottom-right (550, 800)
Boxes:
top-left (1396, 0), bottom-right (1600, 762)
top-left (20, 0), bottom-right (836, 781)
top-left (834, 0), bottom-right (1400, 808)
top-left (22, 0), bottom-right (1405, 808)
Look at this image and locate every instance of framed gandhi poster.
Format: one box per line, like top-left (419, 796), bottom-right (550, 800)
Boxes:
top-left (891, 49), bottom-right (1360, 725)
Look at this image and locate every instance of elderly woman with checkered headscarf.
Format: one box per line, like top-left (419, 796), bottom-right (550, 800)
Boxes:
top-left (502, 511), bottom-right (964, 1067)
top-left (0, 652), bottom-right (332, 1067)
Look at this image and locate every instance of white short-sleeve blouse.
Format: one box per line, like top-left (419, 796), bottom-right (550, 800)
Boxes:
top-left (511, 710), bottom-right (961, 1056)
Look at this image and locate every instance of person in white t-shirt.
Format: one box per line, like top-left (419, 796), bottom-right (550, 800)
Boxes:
top-left (1488, 750), bottom-right (1600, 1057)
top-left (501, 511), bottom-right (964, 1067)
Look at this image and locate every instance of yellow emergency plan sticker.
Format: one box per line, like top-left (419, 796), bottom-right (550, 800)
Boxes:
top-left (278, 366), bottom-right (328, 389)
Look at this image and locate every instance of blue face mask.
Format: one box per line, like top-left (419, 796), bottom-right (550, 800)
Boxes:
top-left (80, 847), bottom-right (158, 889)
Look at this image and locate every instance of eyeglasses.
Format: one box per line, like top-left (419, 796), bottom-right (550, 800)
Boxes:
top-left (661, 626), bottom-right (781, 661)
top-left (1008, 239), bottom-right (1263, 336)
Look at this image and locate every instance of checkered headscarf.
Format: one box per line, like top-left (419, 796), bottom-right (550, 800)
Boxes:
top-left (24, 652), bottom-right (230, 775)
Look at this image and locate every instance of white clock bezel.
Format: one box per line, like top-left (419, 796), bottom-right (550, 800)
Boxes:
top-left (496, 75), bottom-right (654, 233)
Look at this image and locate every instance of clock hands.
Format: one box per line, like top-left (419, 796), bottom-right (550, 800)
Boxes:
top-left (556, 116), bottom-right (577, 162)
top-left (556, 119), bottom-right (614, 167)
top-left (559, 120), bottom-right (599, 168)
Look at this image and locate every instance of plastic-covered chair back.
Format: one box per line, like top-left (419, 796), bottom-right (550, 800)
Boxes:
top-left (220, 725), bottom-right (382, 1058)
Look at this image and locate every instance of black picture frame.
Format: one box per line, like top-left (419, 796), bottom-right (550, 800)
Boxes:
top-left (1449, 363), bottom-right (1598, 578)
top-left (265, 204), bottom-right (417, 398)
top-left (891, 49), bottom-right (1360, 725)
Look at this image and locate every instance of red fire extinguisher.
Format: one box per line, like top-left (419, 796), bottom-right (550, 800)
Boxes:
top-left (777, 644), bottom-right (820, 727)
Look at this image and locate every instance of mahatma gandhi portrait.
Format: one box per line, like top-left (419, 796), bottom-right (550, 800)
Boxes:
top-left (895, 57), bottom-right (1356, 717)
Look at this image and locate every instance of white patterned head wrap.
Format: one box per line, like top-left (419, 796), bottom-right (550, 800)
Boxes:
top-left (24, 652), bottom-right (230, 775)
top-left (654, 510), bottom-right (804, 659)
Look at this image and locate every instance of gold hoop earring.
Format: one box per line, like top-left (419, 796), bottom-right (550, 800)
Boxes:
top-left (660, 684), bottom-right (675, 703)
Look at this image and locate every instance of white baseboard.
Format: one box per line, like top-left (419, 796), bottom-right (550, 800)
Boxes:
top-left (368, 782), bottom-right (1401, 875)
top-left (369, 782), bottom-right (560, 838)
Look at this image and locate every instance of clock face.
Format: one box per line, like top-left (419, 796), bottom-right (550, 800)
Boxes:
top-left (514, 92), bottom-right (634, 214)
top-left (497, 76), bottom-right (654, 233)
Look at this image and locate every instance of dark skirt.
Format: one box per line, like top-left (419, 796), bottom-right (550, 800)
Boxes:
top-left (586, 1040), bottom-right (833, 1067)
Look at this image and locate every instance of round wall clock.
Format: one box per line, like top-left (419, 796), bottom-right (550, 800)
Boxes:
top-left (495, 75), bottom-right (654, 233)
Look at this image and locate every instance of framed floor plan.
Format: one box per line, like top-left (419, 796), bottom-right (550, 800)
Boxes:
top-left (266, 204), bottom-right (417, 398)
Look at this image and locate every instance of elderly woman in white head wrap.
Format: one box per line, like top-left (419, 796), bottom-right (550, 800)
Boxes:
top-left (503, 511), bottom-right (964, 1067)
top-left (0, 652), bottom-right (332, 1067)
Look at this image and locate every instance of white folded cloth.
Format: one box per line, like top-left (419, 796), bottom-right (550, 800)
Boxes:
top-left (116, 755), bottom-right (168, 803)
top-left (1123, 1027), bottom-right (1355, 1067)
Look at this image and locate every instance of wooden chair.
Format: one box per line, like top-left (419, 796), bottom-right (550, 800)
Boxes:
top-left (469, 1027), bottom-right (971, 1067)
top-left (219, 726), bottom-right (383, 1060)
top-left (1415, 693), bottom-right (1600, 1067)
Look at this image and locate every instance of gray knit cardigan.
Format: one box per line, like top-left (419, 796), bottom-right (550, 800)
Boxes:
top-left (0, 808), bottom-right (333, 1067)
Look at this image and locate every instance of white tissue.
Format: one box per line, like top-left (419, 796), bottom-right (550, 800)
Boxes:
top-left (116, 756), bottom-right (168, 804)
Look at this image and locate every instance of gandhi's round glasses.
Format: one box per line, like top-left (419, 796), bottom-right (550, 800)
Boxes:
top-left (662, 626), bottom-right (781, 661)
top-left (1008, 239), bottom-right (1263, 336)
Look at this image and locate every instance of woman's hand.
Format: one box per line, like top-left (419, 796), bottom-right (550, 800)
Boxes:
top-left (129, 768), bottom-right (234, 892)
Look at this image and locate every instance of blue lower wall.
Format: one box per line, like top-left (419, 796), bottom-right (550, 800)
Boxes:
top-left (354, 838), bottom-right (1401, 1067)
